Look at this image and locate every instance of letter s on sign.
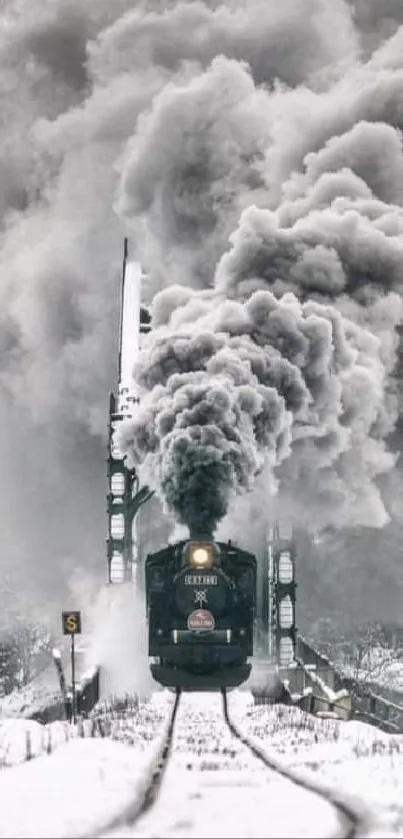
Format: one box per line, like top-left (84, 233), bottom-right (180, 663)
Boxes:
top-left (66, 614), bottom-right (78, 633)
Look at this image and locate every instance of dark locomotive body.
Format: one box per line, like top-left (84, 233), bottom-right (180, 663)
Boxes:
top-left (145, 539), bottom-right (256, 690)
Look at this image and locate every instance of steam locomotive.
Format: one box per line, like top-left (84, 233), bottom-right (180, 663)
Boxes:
top-left (145, 538), bottom-right (256, 690)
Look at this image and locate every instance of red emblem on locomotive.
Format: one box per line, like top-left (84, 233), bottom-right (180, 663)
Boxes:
top-left (187, 609), bottom-right (215, 631)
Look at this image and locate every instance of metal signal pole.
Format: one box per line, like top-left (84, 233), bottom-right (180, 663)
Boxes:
top-left (61, 610), bottom-right (81, 723)
top-left (71, 634), bottom-right (76, 724)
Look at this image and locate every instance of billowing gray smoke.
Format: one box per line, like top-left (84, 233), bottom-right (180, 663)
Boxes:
top-left (1, 0), bottom-right (403, 617)
top-left (119, 281), bottom-right (397, 535)
top-left (349, 1), bottom-right (403, 54)
top-left (115, 2), bottom-right (403, 537)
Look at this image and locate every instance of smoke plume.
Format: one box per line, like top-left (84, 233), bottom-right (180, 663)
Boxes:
top-left (0, 0), bottom-right (402, 619)
top-left (119, 280), bottom-right (397, 535)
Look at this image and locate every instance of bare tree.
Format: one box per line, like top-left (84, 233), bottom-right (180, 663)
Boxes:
top-left (348, 622), bottom-right (401, 688)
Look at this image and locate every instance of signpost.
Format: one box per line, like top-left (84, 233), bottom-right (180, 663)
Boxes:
top-left (62, 611), bottom-right (82, 723)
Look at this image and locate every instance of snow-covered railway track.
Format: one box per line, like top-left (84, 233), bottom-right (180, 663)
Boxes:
top-left (222, 690), bottom-right (361, 839)
top-left (99, 691), bottom-right (367, 839)
top-left (91, 690), bottom-right (182, 839)
top-left (140, 689), bottom-right (181, 815)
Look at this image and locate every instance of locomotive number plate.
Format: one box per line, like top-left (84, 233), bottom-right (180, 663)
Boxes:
top-left (184, 574), bottom-right (218, 586)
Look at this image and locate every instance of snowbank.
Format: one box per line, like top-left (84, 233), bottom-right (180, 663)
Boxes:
top-left (0, 737), bottom-right (159, 838)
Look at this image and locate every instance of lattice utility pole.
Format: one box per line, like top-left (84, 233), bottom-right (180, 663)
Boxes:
top-left (269, 521), bottom-right (297, 666)
top-left (106, 239), bottom-right (154, 584)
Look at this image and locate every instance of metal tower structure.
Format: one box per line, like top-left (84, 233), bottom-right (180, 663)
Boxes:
top-left (106, 239), bottom-right (153, 585)
top-left (255, 520), bottom-right (297, 665)
top-left (269, 521), bottom-right (297, 666)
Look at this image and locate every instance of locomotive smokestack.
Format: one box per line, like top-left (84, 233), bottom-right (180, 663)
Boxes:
top-left (188, 531), bottom-right (215, 542)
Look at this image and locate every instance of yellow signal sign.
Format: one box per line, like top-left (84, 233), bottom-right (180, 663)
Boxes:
top-left (62, 611), bottom-right (82, 635)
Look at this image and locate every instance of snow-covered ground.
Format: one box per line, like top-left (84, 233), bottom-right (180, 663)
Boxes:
top-left (230, 697), bottom-right (403, 837)
top-left (0, 690), bottom-right (403, 837)
top-left (0, 691), bottom-right (172, 838)
top-left (0, 717), bottom-right (71, 767)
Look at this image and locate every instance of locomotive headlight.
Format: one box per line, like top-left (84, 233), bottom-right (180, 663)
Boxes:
top-left (186, 541), bottom-right (215, 568)
top-left (192, 547), bottom-right (210, 567)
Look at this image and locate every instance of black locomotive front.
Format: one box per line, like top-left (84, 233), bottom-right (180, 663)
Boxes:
top-left (145, 538), bottom-right (256, 690)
